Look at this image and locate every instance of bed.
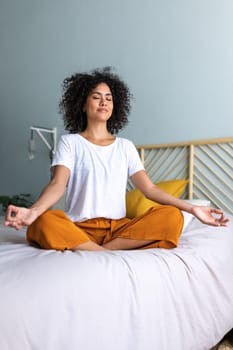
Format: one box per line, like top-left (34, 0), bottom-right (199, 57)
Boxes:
top-left (0, 137), bottom-right (233, 350)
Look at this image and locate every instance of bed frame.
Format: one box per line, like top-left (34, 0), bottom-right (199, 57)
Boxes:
top-left (130, 137), bottom-right (233, 215)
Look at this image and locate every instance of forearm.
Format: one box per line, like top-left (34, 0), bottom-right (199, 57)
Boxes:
top-left (145, 186), bottom-right (194, 213)
top-left (30, 182), bottom-right (66, 217)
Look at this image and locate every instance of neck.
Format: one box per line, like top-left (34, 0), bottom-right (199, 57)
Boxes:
top-left (81, 125), bottom-right (111, 139)
top-left (80, 126), bottom-right (115, 146)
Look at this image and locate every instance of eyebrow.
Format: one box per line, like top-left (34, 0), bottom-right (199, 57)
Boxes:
top-left (91, 91), bottom-right (112, 96)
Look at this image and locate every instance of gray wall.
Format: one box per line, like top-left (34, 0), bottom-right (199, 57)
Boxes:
top-left (1, 0), bottom-right (233, 200)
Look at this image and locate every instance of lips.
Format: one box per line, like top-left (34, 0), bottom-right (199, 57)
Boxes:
top-left (97, 108), bottom-right (108, 112)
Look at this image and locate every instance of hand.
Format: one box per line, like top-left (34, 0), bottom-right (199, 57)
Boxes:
top-left (191, 206), bottom-right (229, 227)
top-left (4, 205), bottom-right (39, 230)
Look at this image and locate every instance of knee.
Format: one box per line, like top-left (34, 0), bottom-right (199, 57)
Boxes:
top-left (26, 210), bottom-right (66, 249)
top-left (32, 209), bottom-right (65, 227)
top-left (162, 206), bottom-right (184, 227)
top-left (149, 205), bottom-right (184, 227)
top-left (165, 205), bottom-right (182, 217)
top-left (27, 210), bottom-right (63, 239)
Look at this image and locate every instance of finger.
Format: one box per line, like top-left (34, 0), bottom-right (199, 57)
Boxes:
top-left (219, 219), bottom-right (229, 225)
top-left (15, 224), bottom-right (24, 230)
top-left (205, 216), bottom-right (224, 225)
top-left (210, 210), bottom-right (228, 222)
top-left (219, 216), bottom-right (229, 221)
top-left (12, 221), bottom-right (23, 230)
top-left (210, 208), bottom-right (224, 215)
top-left (5, 205), bottom-right (18, 220)
top-left (217, 222), bottom-right (228, 227)
top-left (214, 218), bottom-right (229, 226)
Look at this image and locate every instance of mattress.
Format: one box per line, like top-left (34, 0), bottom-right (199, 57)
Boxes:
top-left (0, 215), bottom-right (233, 350)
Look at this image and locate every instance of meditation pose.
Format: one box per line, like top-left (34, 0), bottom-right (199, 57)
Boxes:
top-left (5, 67), bottom-right (229, 251)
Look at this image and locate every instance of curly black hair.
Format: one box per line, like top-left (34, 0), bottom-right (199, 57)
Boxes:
top-left (59, 67), bottom-right (132, 134)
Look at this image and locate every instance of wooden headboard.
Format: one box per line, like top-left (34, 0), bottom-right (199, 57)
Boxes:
top-left (130, 137), bottom-right (233, 214)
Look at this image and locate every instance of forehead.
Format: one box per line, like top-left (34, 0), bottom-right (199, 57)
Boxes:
top-left (91, 83), bottom-right (112, 94)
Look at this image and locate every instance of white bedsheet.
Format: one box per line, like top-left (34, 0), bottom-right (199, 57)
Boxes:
top-left (0, 216), bottom-right (233, 350)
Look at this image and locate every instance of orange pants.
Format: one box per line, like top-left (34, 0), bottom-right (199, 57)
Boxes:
top-left (26, 206), bottom-right (184, 251)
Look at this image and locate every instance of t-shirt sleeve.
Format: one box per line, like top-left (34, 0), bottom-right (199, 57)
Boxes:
top-left (51, 135), bottom-right (74, 171)
top-left (127, 140), bottom-right (145, 177)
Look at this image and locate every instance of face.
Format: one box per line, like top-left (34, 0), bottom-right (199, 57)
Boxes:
top-left (83, 83), bottom-right (113, 123)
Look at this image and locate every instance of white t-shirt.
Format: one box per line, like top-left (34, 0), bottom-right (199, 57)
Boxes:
top-left (52, 134), bottom-right (144, 222)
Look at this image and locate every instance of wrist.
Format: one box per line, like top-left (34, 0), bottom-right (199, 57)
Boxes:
top-left (29, 206), bottom-right (44, 218)
top-left (185, 204), bottom-right (195, 214)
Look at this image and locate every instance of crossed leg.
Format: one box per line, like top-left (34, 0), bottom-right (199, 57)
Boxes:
top-left (27, 206), bottom-right (184, 251)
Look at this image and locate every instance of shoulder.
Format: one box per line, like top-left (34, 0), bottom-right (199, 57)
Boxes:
top-left (116, 137), bottom-right (136, 148)
top-left (59, 133), bottom-right (83, 146)
top-left (56, 134), bottom-right (84, 154)
top-left (116, 138), bottom-right (139, 155)
top-left (60, 133), bottom-right (79, 142)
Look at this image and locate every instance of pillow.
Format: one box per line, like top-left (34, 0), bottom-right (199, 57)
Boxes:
top-left (182, 199), bottom-right (211, 232)
top-left (126, 179), bottom-right (188, 218)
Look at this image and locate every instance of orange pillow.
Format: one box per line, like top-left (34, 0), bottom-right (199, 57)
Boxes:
top-left (126, 179), bottom-right (188, 218)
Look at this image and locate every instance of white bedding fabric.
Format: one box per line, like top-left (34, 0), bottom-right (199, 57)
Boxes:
top-left (0, 215), bottom-right (233, 350)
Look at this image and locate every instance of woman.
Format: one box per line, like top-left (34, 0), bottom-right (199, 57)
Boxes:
top-left (5, 67), bottom-right (229, 251)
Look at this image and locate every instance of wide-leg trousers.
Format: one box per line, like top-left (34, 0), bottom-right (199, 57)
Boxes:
top-left (26, 206), bottom-right (184, 251)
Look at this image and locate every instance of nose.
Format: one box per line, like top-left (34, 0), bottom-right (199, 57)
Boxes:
top-left (100, 97), bottom-right (107, 105)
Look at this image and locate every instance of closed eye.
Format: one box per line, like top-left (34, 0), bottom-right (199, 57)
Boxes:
top-left (92, 93), bottom-right (113, 102)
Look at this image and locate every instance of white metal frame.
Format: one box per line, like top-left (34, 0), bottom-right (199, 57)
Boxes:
top-left (28, 126), bottom-right (57, 163)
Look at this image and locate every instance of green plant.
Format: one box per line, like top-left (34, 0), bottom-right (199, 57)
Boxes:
top-left (0, 194), bottom-right (33, 213)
